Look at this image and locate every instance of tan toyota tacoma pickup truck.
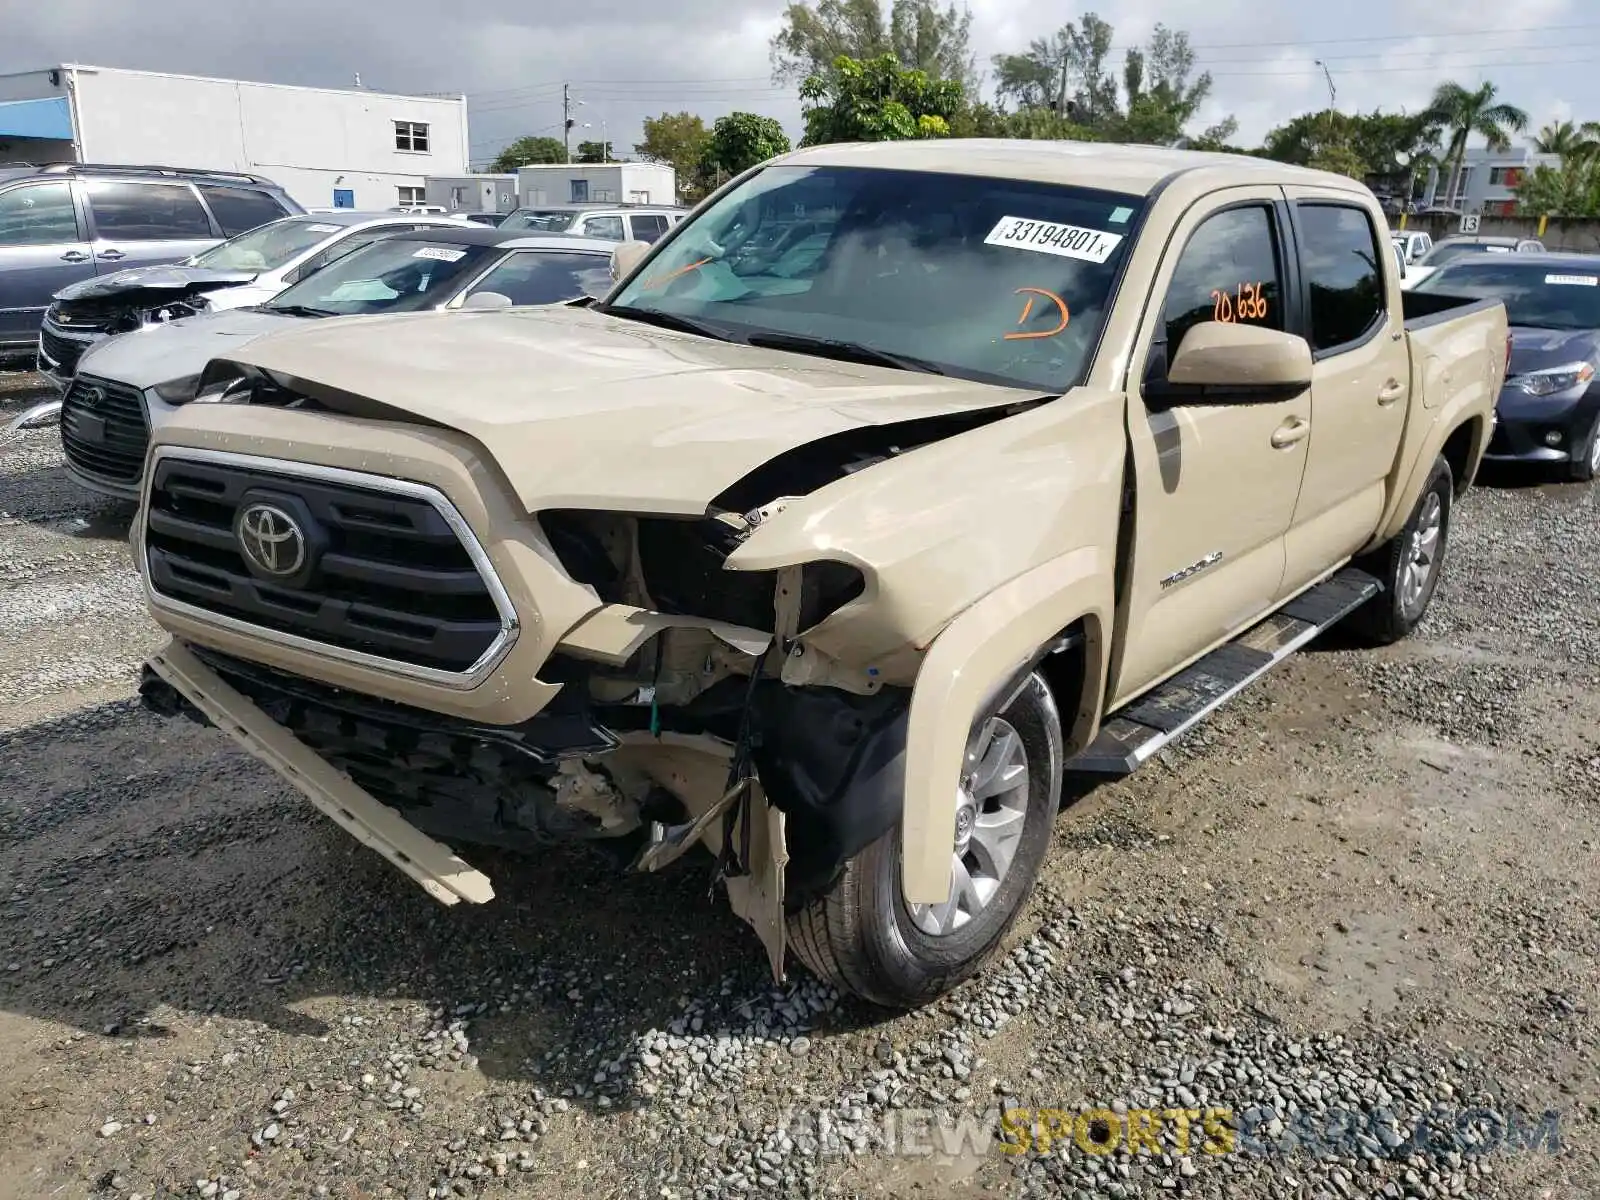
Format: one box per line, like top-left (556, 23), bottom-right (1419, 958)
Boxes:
top-left (132, 141), bottom-right (1508, 1009)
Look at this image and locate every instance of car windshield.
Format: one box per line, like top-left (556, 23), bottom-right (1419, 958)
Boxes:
top-left (501, 209), bottom-right (578, 233)
top-left (1412, 260), bottom-right (1600, 329)
top-left (1422, 241), bottom-right (1514, 266)
top-left (605, 165), bottom-right (1144, 390)
top-left (190, 218), bottom-right (343, 273)
top-left (262, 238), bottom-right (499, 316)
top-left (465, 250), bottom-right (613, 305)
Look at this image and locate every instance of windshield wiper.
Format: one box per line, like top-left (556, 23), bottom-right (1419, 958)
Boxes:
top-left (264, 303), bottom-right (342, 319)
top-left (743, 331), bottom-right (946, 376)
top-left (600, 304), bottom-right (733, 341)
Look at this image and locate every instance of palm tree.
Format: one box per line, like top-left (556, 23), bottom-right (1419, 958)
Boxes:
top-left (1423, 81), bottom-right (1529, 208)
top-left (1533, 119), bottom-right (1600, 164)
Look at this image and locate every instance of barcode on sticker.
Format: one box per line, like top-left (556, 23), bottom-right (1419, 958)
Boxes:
top-left (413, 246), bottom-right (466, 262)
top-left (1546, 273), bottom-right (1598, 286)
top-left (304, 223), bottom-right (342, 233)
top-left (984, 216), bottom-right (1123, 263)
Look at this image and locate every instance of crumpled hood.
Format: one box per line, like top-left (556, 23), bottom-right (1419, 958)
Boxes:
top-left (54, 264), bottom-right (258, 305)
top-left (1507, 325), bottom-right (1600, 376)
top-left (75, 307), bottom-right (301, 392)
top-left (219, 304), bottom-right (1043, 515)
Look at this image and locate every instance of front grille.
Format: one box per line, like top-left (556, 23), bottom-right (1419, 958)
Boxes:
top-left (40, 327), bottom-right (95, 375)
top-left (60, 375), bottom-right (150, 483)
top-left (143, 453), bottom-right (513, 678)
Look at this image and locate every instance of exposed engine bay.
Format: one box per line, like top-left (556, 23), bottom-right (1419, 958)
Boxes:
top-left (50, 268), bottom-right (258, 338)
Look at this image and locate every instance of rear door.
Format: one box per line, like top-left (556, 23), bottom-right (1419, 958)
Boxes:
top-left (0, 179), bottom-right (94, 351)
top-left (1279, 189), bottom-right (1410, 595)
top-left (81, 179), bottom-right (221, 270)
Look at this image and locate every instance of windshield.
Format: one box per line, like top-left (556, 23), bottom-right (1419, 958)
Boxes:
top-left (1422, 241), bottom-right (1513, 267)
top-left (263, 238), bottom-right (499, 316)
top-left (1413, 261), bottom-right (1600, 330)
top-left (606, 165), bottom-right (1143, 390)
top-left (190, 217), bottom-right (342, 272)
top-left (464, 250), bottom-right (613, 305)
top-left (501, 209), bottom-right (578, 233)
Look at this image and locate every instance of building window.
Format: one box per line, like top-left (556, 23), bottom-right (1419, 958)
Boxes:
top-left (397, 186), bottom-right (426, 206)
top-left (570, 179), bottom-right (589, 203)
top-left (395, 121), bottom-right (430, 153)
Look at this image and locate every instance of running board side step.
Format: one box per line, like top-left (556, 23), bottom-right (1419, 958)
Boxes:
top-left (1069, 567), bottom-right (1381, 776)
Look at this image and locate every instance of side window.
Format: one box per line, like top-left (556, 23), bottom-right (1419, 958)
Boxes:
top-left (0, 182), bottom-right (79, 246)
top-left (581, 214), bottom-right (625, 241)
top-left (85, 181), bottom-right (213, 240)
top-left (628, 214), bottom-right (669, 243)
top-left (466, 251), bottom-right (612, 305)
top-left (1296, 204), bottom-right (1385, 354)
top-left (199, 186), bottom-right (290, 236)
top-left (1160, 205), bottom-right (1283, 358)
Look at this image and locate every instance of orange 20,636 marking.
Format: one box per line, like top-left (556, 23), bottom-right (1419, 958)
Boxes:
top-left (1210, 282), bottom-right (1268, 324)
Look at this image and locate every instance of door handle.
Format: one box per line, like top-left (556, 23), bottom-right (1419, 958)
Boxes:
top-left (96, 249), bottom-right (125, 261)
top-left (1377, 379), bottom-right (1405, 405)
top-left (60, 250), bottom-right (90, 263)
top-left (1271, 418), bottom-right (1311, 449)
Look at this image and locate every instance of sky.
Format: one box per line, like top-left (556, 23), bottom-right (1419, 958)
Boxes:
top-left (1, 0), bottom-right (1594, 168)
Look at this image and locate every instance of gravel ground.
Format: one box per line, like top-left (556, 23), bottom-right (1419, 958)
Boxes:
top-left (1, 371), bottom-right (1597, 1200)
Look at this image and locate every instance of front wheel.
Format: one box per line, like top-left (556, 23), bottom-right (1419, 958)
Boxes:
top-left (1569, 413), bottom-right (1600, 483)
top-left (787, 672), bottom-right (1063, 1009)
top-left (1347, 455), bottom-right (1453, 646)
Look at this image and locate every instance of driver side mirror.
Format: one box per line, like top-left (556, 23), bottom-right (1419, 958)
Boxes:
top-left (610, 240), bottom-right (651, 281)
top-left (1156, 322), bottom-right (1312, 404)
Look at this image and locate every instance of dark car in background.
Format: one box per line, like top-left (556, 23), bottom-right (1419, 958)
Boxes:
top-left (0, 162), bottom-right (301, 361)
top-left (1411, 253), bottom-right (1600, 481)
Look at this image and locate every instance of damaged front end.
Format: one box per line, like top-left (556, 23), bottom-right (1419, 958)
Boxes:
top-left (41, 267), bottom-right (257, 385)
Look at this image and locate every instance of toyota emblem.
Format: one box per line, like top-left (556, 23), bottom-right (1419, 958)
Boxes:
top-left (235, 502), bottom-right (307, 577)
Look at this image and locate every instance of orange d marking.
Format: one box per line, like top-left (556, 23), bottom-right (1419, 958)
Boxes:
top-left (639, 257), bottom-right (711, 291)
top-left (1005, 287), bottom-right (1069, 340)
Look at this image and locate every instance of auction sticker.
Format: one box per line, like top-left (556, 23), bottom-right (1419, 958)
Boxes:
top-left (1546, 273), bottom-right (1598, 286)
top-left (305, 223), bottom-right (342, 233)
top-left (413, 246), bottom-right (466, 262)
top-left (985, 216), bottom-right (1123, 263)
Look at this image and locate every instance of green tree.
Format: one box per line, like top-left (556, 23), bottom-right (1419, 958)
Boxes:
top-left (1515, 159), bottom-right (1600, 217)
top-left (988, 15), bottom-right (1234, 145)
top-left (771, 0), bottom-right (976, 90)
top-left (635, 112), bottom-right (711, 187)
top-left (488, 135), bottom-right (567, 172)
top-left (1422, 81), bottom-right (1529, 206)
top-left (1533, 119), bottom-right (1600, 162)
top-left (705, 112), bottom-right (792, 177)
top-left (574, 140), bottom-right (614, 164)
top-left (800, 53), bottom-right (963, 145)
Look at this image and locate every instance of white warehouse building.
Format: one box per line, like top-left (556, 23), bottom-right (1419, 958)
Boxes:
top-left (0, 64), bottom-right (468, 211)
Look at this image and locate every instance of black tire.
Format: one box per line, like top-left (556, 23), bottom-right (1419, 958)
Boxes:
top-left (1568, 413), bottom-right (1600, 483)
top-left (787, 672), bottom-right (1063, 1009)
top-left (1347, 455), bottom-right (1453, 646)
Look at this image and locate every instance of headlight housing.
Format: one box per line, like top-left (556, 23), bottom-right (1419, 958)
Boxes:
top-left (1507, 361), bottom-right (1595, 396)
top-left (150, 374), bottom-right (204, 405)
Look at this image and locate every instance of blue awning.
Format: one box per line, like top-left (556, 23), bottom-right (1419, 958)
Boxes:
top-left (0, 97), bottom-right (73, 140)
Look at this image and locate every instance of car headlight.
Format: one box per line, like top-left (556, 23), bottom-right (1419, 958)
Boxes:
top-left (150, 374), bottom-right (204, 405)
top-left (1508, 361), bottom-right (1595, 396)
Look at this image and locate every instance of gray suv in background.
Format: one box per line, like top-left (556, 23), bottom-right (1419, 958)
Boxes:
top-left (0, 162), bottom-right (302, 361)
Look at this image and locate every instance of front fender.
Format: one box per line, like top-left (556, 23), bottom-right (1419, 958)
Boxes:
top-left (900, 547), bottom-right (1111, 904)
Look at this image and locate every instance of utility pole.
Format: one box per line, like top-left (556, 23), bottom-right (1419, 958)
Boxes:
top-left (1313, 60), bottom-right (1336, 110)
top-left (563, 83), bottom-right (572, 164)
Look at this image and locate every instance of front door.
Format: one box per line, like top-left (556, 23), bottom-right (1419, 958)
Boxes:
top-left (1108, 188), bottom-right (1312, 707)
top-left (1279, 191), bottom-right (1411, 595)
top-left (0, 180), bottom-right (94, 351)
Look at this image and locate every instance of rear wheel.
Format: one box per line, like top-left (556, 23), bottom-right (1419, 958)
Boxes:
top-left (1347, 455), bottom-right (1453, 646)
top-left (788, 672), bottom-right (1063, 1008)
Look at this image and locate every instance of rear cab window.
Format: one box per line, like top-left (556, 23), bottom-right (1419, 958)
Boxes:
top-left (581, 214), bottom-right (626, 240)
top-left (1295, 203), bottom-right (1386, 354)
top-left (627, 213), bottom-right (669, 243)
